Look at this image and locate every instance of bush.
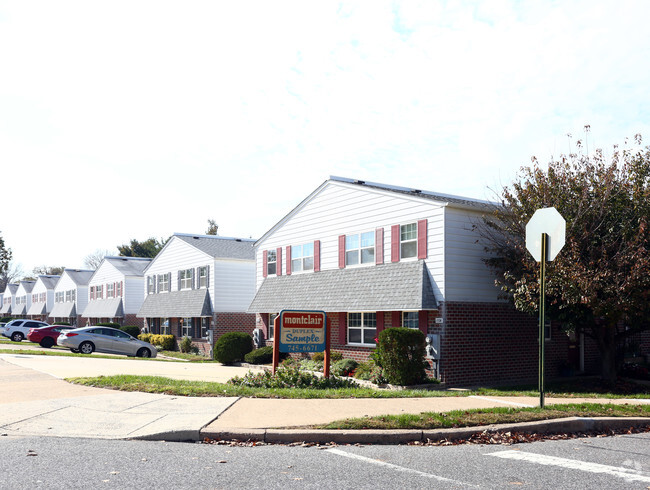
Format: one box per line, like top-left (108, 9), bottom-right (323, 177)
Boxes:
top-left (214, 332), bottom-right (253, 364)
top-left (311, 351), bottom-right (343, 362)
top-left (372, 328), bottom-right (428, 385)
top-left (0, 317), bottom-right (12, 323)
top-left (53, 321), bottom-right (71, 326)
top-left (300, 359), bottom-right (323, 372)
top-left (121, 325), bottom-right (141, 338)
top-left (330, 351), bottom-right (343, 362)
top-left (244, 346), bottom-right (274, 364)
top-left (228, 365), bottom-right (358, 389)
top-left (96, 322), bottom-right (121, 328)
top-left (179, 336), bottom-right (193, 353)
top-left (139, 334), bottom-right (176, 351)
top-left (353, 360), bottom-right (375, 380)
top-left (332, 359), bottom-right (359, 377)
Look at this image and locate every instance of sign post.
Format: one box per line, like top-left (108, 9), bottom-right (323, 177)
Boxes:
top-left (526, 207), bottom-right (565, 408)
top-left (272, 310), bottom-right (329, 376)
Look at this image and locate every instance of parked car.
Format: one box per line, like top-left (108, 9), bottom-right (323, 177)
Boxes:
top-left (28, 325), bottom-right (76, 348)
top-left (3, 319), bottom-right (50, 342)
top-left (57, 326), bottom-right (157, 358)
top-left (0, 322), bottom-right (7, 337)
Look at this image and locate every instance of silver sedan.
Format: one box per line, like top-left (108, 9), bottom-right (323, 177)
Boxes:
top-left (57, 326), bottom-right (157, 358)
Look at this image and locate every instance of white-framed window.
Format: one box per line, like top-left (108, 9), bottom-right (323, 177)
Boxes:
top-left (95, 285), bottom-right (103, 299)
top-left (268, 313), bottom-right (278, 339)
top-left (106, 283), bottom-right (114, 298)
top-left (180, 269), bottom-right (193, 290)
top-left (348, 312), bottom-right (377, 345)
top-left (147, 276), bottom-right (155, 294)
top-left (201, 317), bottom-right (210, 338)
top-left (291, 243), bottom-right (314, 272)
top-left (161, 318), bottom-right (170, 335)
top-left (72, 290), bottom-right (76, 301)
top-left (65, 291), bottom-right (71, 302)
top-left (400, 223), bottom-right (417, 259)
top-left (56, 292), bottom-right (64, 303)
top-left (402, 311), bottom-right (419, 329)
top-left (32, 294), bottom-right (38, 303)
top-left (181, 317), bottom-right (193, 337)
top-left (267, 250), bottom-right (277, 276)
top-left (198, 266), bottom-right (208, 288)
top-left (41, 293), bottom-right (46, 302)
top-left (158, 274), bottom-right (169, 293)
top-left (346, 232), bottom-right (375, 266)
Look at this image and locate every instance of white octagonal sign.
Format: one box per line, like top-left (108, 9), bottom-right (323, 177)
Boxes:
top-left (525, 207), bottom-right (566, 262)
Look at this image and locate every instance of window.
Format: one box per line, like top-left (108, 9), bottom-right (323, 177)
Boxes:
top-left (40, 293), bottom-right (46, 302)
top-left (147, 276), bottom-right (155, 294)
top-left (158, 274), bottom-right (169, 292)
top-left (72, 290), bottom-right (76, 301)
top-left (161, 318), bottom-right (170, 335)
top-left (198, 267), bottom-right (208, 288)
top-left (106, 283), bottom-right (114, 298)
top-left (95, 285), bottom-right (103, 299)
top-left (56, 292), bottom-right (64, 303)
top-left (400, 223), bottom-right (417, 259)
top-left (201, 317), bottom-right (210, 338)
top-left (267, 250), bottom-right (277, 276)
top-left (348, 312), bottom-right (377, 345)
top-left (65, 291), bottom-right (71, 302)
top-left (268, 313), bottom-right (278, 339)
top-left (116, 282), bottom-right (122, 297)
top-left (346, 232), bottom-right (375, 266)
top-left (32, 294), bottom-right (38, 303)
top-left (181, 318), bottom-right (193, 337)
top-left (180, 269), bottom-right (193, 290)
top-left (402, 311), bottom-right (419, 329)
top-left (291, 243), bottom-right (314, 272)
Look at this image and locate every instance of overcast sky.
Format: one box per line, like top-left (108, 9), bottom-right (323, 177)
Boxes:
top-left (1, 0), bottom-right (649, 275)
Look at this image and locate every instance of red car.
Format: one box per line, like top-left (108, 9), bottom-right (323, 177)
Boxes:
top-left (27, 325), bottom-right (76, 348)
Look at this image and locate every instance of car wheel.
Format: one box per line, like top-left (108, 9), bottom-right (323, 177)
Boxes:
top-left (70, 348), bottom-right (79, 353)
top-left (40, 337), bottom-right (55, 348)
top-left (79, 341), bottom-right (94, 354)
top-left (11, 332), bottom-right (24, 342)
top-left (136, 347), bottom-right (151, 358)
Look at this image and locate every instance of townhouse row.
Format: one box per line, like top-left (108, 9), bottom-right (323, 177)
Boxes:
top-left (0, 176), bottom-right (601, 385)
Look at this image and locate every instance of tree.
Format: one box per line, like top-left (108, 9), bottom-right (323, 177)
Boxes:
top-left (0, 233), bottom-right (13, 291)
top-left (83, 249), bottom-right (112, 270)
top-left (32, 265), bottom-right (65, 276)
top-left (117, 237), bottom-right (167, 258)
top-left (479, 135), bottom-right (650, 383)
top-left (206, 219), bottom-right (218, 235)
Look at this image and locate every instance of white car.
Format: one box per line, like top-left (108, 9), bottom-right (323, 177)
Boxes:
top-left (3, 319), bottom-right (50, 342)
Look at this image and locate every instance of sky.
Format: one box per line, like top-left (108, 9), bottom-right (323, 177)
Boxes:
top-left (1, 0), bottom-right (650, 276)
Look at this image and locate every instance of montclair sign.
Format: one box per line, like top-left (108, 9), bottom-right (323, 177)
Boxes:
top-left (278, 310), bottom-right (326, 353)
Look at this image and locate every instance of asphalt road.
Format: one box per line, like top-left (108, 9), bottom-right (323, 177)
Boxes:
top-left (1, 432), bottom-right (649, 489)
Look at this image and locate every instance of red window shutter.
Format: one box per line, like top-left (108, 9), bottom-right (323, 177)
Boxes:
top-left (376, 311), bottom-right (384, 335)
top-left (338, 235), bottom-right (346, 268)
top-left (276, 247), bottom-right (282, 276)
top-left (286, 246), bottom-right (292, 275)
top-left (120, 281), bottom-right (123, 297)
top-left (392, 310), bottom-right (400, 327)
top-left (417, 219), bottom-right (428, 259)
top-left (391, 225), bottom-right (400, 262)
top-left (375, 228), bottom-right (384, 265)
top-left (418, 310), bottom-right (428, 335)
top-left (339, 312), bottom-right (347, 345)
top-left (90, 286), bottom-right (94, 300)
top-left (262, 250), bottom-right (268, 278)
top-left (314, 240), bottom-right (321, 272)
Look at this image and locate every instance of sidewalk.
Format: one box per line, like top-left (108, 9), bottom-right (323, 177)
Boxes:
top-left (1, 354), bottom-right (649, 444)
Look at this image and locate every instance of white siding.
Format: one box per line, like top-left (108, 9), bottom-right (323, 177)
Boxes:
top-left (444, 207), bottom-right (501, 302)
top-left (145, 237), bottom-right (211, 293)
top-left (255, 181), bottom-right (447, 301)
top-left (124, 276), bottom-right (145, 314)
top-left (54, 273), bottom-right (89, 316)
top-left (213, 260), bottom-right (256, 312)
top-left (30, 278), bottom-right (57, 313)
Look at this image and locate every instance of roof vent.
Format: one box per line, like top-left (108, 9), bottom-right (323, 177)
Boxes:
top-left (355, 180), bottom-right (365, 185)
top-left (193, 236), bottom-right (200, 240)
top-left (412, 189), bottom-right (422, 194)
top-left (235, 238), bottom-right (242, 242)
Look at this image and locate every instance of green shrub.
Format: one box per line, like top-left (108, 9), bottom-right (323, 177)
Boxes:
top-left (369, 365), bottom-right (387, 385)
top-left (139, 334), bottom-right (176, 351)
top-left (330, 351), bottom-right (343, 362)
top-left (311, 352), bottom-right (324, 361)
top-left (300, 359), bottom-right (323, 372)
top-left (53, 321), bottom-right (71, 326)
top-left (332, 359), bottom-right (359, 377)
top-left (96, 322), bottom-right (121, 328)
top-left (244, 346), bottom-right (274, 364)
top-left (121, 325), bottom-right (141, 338)
top-left (353, 360), bottom-right (375, 380)
top-left (1, 317), bottom-right (12, 323)
top-left (179, 336), bottom-right (193, 353)
top-left (139, 333), bottom-right (152, 343)
top-left (228, 365), bottom-right (358, 389)
top-left (372, 327), bottom-right (428, 385)
top-left (214, 332), bottom-right (253, 364)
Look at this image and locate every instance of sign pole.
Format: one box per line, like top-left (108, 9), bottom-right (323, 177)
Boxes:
top-left (539, 233), bottom-right (547, 408)
top-left (272, 315), bottom-right (280, 375)
top-left (323, 318), bottom-right (331, 378)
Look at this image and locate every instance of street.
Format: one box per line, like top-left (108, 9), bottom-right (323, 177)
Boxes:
top-left (1, 432), bottom-right (649, 489)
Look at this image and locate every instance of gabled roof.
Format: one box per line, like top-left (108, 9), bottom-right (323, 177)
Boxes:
top-left (18, 281), bottom-right (36, 294)
top-left (174, 234), bottom-right (255, 261)
top-left (255, 176), bottom-right (495, 246)
top-left (63, 269), bottom-right (94, 286)
top-left (37, 275), bottom-right (60, 289)
top-left (137, 289), bottom-right (213, 318)
top-left (3, 283), bottom-right (19, 296)
top-left (102, 256), bottom-right (152, 276)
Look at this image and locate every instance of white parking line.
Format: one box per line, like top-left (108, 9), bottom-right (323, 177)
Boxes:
top-left (326, 448), bottom-right (478, 487)
top-left (469, 395), bottom-right (535, 407)
top-left (489, 450), bottom-right (650, 483)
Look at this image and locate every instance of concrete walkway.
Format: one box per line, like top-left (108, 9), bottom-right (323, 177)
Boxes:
top-left (1, 351), bottom-right (649, 444)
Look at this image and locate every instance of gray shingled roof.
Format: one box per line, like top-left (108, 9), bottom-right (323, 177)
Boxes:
top-left (50, 302), bottom-right (76, 318)
top-left (137, 289), bottom-right (213, 318)
top-left (248, 260), bottom-right (437, 312)
top-left (3, 283), bottom-right (19, 296)
top-left (38, 275), bottom-right (60, 289)
top-left (82, 298), bottom-right (124, 318)
top-left (0, 303), bottom-right (11, 314)
top-left (64, 269), bottom-right (94, 286)
top-left (12, 304), bottom-right (26, 316)
top-left (19, 281), bottom-right (36, 293)
top-left (104, 257), bottom-right (152, 276)
top-left (174, 234), bottom-right (255, 261)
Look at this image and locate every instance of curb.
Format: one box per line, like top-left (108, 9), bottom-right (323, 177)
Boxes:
top-left (198, 417), bottom-right (650, 445)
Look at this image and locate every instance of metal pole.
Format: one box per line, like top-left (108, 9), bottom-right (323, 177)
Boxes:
top-left (539, 233), bottom-right (547, 408)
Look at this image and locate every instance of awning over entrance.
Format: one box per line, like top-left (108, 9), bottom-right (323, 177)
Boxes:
top-left (0, 302), bottom-right (11, 314)
top-left (27, 302), bottom-right (47, 316)
top-left (82, 298), bottom-right (124, 318)
top-left (137, 289), bottom-right (213, 318)
top-left (248, 260), bottom-right (438, 313)
top-left (12, 304), bottom-right (26, 316)
top-left (50, 302), bottom-right (76, 318)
